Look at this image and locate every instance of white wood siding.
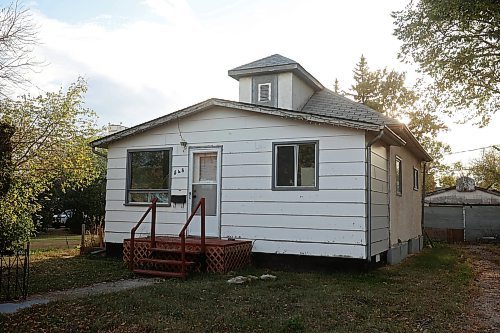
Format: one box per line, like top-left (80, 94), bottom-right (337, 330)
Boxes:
top-left (370, 142), bottom-right (390, 255)
top-left (104, 107), bottom-right (368, 259)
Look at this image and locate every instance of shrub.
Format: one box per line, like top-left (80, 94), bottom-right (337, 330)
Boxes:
top-left (66, 211), bottom-right (85, 234)
top-left (0, 122), bottom-right (14, 198)
top-left (0, 180), bottom-right (37, 252)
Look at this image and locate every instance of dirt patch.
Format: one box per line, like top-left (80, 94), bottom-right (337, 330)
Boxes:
top-left (462, 245), bottom-right (500, 333)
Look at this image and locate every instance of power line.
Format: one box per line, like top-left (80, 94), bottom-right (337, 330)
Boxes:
top-left (444, 144), bottom-right (500, 155)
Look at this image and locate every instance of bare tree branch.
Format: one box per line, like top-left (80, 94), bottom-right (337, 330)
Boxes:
top-left (0, 0), bottom-right (40, 97)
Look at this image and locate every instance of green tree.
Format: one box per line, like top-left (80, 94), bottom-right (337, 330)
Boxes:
top-left (350, 55), bottom-right (379, 107)
top-left (0, 178), bottom-right (40, 251)
top-left (0, 122), bottom-right (14, 197)
top-left (333, 78), bottom-right (340, 94)
top-left (1, 77), bottom-right (100, 188)
top-left (425, 172), bottom-right (437, 192)
top-left (406, 84), bottom-right (451, 191)
top-left (348, 56), bottom-right (450, 192)
top-left (469, 148), bottom-right (500, 190)
top-left (439, 174), bottom-right (456, 188)
top-left (0, 78), bottom-right (102, 250)
top-left (439, 161), bottom-right (468, 186)
top-left (393, 0), bottom-right (500, 126)
top-left (350, 55), bottom-right (417, 118)
top-left (38, 156), bottom-right (107, 233)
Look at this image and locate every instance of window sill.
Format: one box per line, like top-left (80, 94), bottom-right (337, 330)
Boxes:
top-left (123, 203), bottom-right (172, 207)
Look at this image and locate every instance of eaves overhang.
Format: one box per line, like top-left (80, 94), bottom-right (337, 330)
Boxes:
top-left (228, 63), bottom-right (324, 91)
top-left (90, 98), bottom-right (381, 149)
top-left (387, 124), bottom-right (433, 162)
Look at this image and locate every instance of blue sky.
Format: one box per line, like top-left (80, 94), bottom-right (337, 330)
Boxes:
top-left (31, 0), bottom-right (155, 23)
top-left (31, 0), bottom-right (245, 23)
top-left (18, 0), bottom-right (500, 165)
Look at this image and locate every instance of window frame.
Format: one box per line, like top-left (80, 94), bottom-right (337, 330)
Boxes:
top-left (272, 140), bottom-right (319, 191)
top-left (257, 83), bottom-right (272, 102)
top-left (125, 147), bottom-right (173, 206)
top-left (395, 156), bottom-right (402, 196)
top-left (413, 167), bottom-right (419, 191)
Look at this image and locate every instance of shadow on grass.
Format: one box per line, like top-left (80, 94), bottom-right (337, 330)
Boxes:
top-left (29, 249), bottom-right (133, 294)
top-left (1, 244), bottom-right (474, 333)
top-left (410, 244), bottom-right (459, 269)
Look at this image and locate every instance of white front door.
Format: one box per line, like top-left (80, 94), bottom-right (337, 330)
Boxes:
top-left (188, 147), bottom-right (221, 237)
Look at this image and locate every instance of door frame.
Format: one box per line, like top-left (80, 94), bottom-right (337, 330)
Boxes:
top-left (187, 145), bottom-right (223, 238)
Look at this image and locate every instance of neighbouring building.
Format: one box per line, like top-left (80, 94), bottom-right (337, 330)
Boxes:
top-left (424, 177), bottom-right (500, 243)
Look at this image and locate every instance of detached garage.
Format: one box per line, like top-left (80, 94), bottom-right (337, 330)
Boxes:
top-left (424, 177), bottom-right (500, 242)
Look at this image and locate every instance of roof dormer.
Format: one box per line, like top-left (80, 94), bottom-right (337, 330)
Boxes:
top-left (228, 54), bottom-right (323, 111)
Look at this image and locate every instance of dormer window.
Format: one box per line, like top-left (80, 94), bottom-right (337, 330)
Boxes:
top-left (258, 83), bottom-right (271, 102)
top-left (251, 75), bottom-right (277, 106)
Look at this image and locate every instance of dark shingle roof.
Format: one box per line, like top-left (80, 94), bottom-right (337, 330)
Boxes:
top-left (230, 54), bottom-right (398, 126)
top-left (91, 98), bottom-right (384, 148)
top-left (230, 54), bottom-right (298, 71)
top-left (301, 89), bottom-right (400, 126)
top-left (301, 90), bottom-right (432, 160)
top-left (228, 54), bottom-right (323, 91)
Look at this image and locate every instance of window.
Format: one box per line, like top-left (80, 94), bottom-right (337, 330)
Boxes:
top-left (127, 149), bottom-right (171, 204)
top-left (395, 156), bottom-right (402, 196)
top-left (258, 83), bottom-right (271, 102)
top-left (413, 167), bottom-right (419, 191)
top-left (195, 153), bottom-right (217, 183)
top-left (273, 142), bottom-right (318, 190)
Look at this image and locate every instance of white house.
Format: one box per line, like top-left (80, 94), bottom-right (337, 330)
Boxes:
top-left (91, 54), bottom-right (431, 268)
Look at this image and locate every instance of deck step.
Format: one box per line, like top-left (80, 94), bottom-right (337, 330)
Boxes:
top-left (149, 247), bottom-right (201, 255)
top-left (154, 240), bottom-right (205, 245)
top-left (133, 269), bottom-right (185, 278)
top-left (138, 258), bottom-right (196, 266)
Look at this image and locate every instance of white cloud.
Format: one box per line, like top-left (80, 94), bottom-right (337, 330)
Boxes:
top-left (28, 0), bottom-right (413, 126)
top-left (29, 2), bottom-right (227, 123)
top-left (23, 0), bottom-right (498, 165)
top-left (142, 0), bottom-right (198, 26)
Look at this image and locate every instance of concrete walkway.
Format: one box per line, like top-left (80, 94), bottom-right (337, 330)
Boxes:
top-left (0, 278), bottom-right (160, 314)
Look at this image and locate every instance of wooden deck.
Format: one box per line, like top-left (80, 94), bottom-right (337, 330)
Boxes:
top-left (123, 236), bottom-right (252, 273)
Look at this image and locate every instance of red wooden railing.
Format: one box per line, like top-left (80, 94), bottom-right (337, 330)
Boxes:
top-left (178, 198), bottom-right (206, 278)
top-left (129, 198), bottom-right (158, 270)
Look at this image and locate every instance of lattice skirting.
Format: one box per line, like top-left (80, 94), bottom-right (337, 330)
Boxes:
top-left (123, 238), bottom-right (252, 274)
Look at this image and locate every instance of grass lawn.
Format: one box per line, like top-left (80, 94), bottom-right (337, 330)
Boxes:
top-left (26, 227), bottom-right (133, 295)
top-left (1, 244), bottom-right (472, 333)
top-left (30, 228), bottom-right (81, 250)
top-left (29, 235), bottom-right (81, 250)
top-left (28, 248), bottom-right (134, 295)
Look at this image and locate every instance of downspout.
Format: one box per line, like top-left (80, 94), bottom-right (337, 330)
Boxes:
top-left (462, 204), bottom-right (466, 242)
top-left (365, 128), bottom-right (384, 263)
top-left (420, 162), bottom-right (427, 237)
top-left (92, 146), bottom-right (107, 158)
